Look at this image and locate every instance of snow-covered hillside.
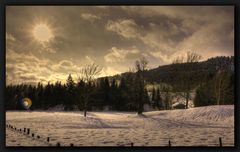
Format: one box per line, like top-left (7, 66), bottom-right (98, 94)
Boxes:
top-left (145, 105), bottom-right (234, 127)
top-left (6, 105), bottom-right (234, 147)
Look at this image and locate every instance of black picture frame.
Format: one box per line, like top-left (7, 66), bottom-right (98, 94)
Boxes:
top-left (1, 0), bottom-right (239, 152)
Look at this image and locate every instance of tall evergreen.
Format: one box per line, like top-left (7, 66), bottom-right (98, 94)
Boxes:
top-left (76, 80), bottom-right (85, 110)
top-left (154, 87), bottom-right (162, 110)
top-left (118, 77), bottom-right (129, 111)
top-left (65, 74), bottom-right (76, 110)
top-left (109, 78), bottom-right (119, 110)
top-left (151, 87), bottom-right (156, 108)
top-left (103, 77), bottom-right (110, 106)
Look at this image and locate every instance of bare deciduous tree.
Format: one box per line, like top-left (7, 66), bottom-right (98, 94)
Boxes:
top-left (135, 57), bottom-right (148, 73)
top-left (134, 57), bottom-right (149, 114)
top-left (172, 51), bottom-right (202, 109)
top-left (78, 63), bottom-right (102, 117)
top-left (186, 51), bottom-right (202, 63)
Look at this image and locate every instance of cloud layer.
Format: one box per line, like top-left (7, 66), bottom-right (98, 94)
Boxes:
top-left (6, 6), bottom-right (234, 85)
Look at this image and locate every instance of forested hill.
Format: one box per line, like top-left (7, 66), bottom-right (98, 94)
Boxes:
top-left (6, 56), bottom-right (234, 110)
top-left (102, 56), bottom-right (234, 84)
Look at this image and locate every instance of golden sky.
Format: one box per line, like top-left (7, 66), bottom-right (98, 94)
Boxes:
top-left (6, 6), bottom-right (234, 85)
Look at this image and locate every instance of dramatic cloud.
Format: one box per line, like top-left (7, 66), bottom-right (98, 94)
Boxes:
top-left (101, 66), bottom-right (121, 77)
top-left (6, 49), bottom-right (51, 84)
top-left (6, 6), bottom-right (234, 84)
top-left (81, 13), bottom-right (101, 22)
top-left (104, 47), bottom-right (140, 63)
top-left (6, 49), bottom-right (80, 85)
top-left (106, 19), bottom-right (141, 39)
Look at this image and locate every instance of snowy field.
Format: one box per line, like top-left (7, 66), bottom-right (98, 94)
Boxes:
top-left (6, 105), bottom-right (234, 147)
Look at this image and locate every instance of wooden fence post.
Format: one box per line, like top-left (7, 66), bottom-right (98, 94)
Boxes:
top-left (219, 137), bottom-right (222, 147)
top-left (57, 142), bottom-right (60, 146)
top-left (168, 140), bottom-right (171, 147)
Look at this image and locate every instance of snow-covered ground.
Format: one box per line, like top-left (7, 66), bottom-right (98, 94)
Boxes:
top-left (6, 105), bottom-right (234, 147)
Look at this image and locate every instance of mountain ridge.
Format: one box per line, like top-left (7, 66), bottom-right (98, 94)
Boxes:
top-left (99, 56), bottom-right (234, 84)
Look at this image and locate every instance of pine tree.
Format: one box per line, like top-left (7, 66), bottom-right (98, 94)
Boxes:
top-left (103, 77), bottom-right (110, 106)
top-left (151, 87), bottom-right (156, 108)
top-left (43, 82), bottom-right (52, 109)
top-left (155, 87), bottom-right (162, 110)
top-left (163, 86), bottom-right (172, 110)
top-left (118, 77), bottom-right (129, 111)
top-left (109, 78), bottom-right (118, 110)
top-left (65, 74), bottom-right (76, 110)
top-left (76, 80), bottom-right (85, 110)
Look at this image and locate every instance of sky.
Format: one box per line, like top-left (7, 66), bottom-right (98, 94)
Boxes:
top-left (6, 6), bottom-right (234, 85)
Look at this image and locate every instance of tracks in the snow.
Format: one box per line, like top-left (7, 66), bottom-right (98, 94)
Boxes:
top-left (136, 115), bottom-right (231, 129)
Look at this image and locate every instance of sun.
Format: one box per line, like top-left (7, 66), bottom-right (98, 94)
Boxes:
top-left (33, 24), bottom-right (53, 42)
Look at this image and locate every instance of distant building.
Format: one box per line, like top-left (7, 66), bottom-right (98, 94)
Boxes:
top-left (146, 91), bottom-right (196, 111)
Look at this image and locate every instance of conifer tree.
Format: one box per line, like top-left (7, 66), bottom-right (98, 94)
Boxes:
top-left (155, 87), bottom-right (163, 110)
top-left (66, 74), bottom-right (76, 110)
top-left (151, 87), bottom-right (156, 108)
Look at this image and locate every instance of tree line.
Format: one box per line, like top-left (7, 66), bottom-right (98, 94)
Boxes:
top-left (6, 53), bottom-right (234, 115)
top-left (6, 58), bottom-right (152, 116)
top-left (6, 74), bottom-right (149, 112)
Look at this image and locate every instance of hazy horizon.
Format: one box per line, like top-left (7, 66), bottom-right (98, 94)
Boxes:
top-left (6, 6), bottom-right (234, 85)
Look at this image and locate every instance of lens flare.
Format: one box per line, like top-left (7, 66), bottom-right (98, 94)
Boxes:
top-left (20, 98), bottom-right (32, 110)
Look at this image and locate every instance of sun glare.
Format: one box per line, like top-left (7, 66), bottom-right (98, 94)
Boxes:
top-left (33, 24), bottom-right (53, 42)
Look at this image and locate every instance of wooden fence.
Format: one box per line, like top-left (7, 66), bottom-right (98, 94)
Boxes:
top-left (6, 123), bottom-right (230, 147)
